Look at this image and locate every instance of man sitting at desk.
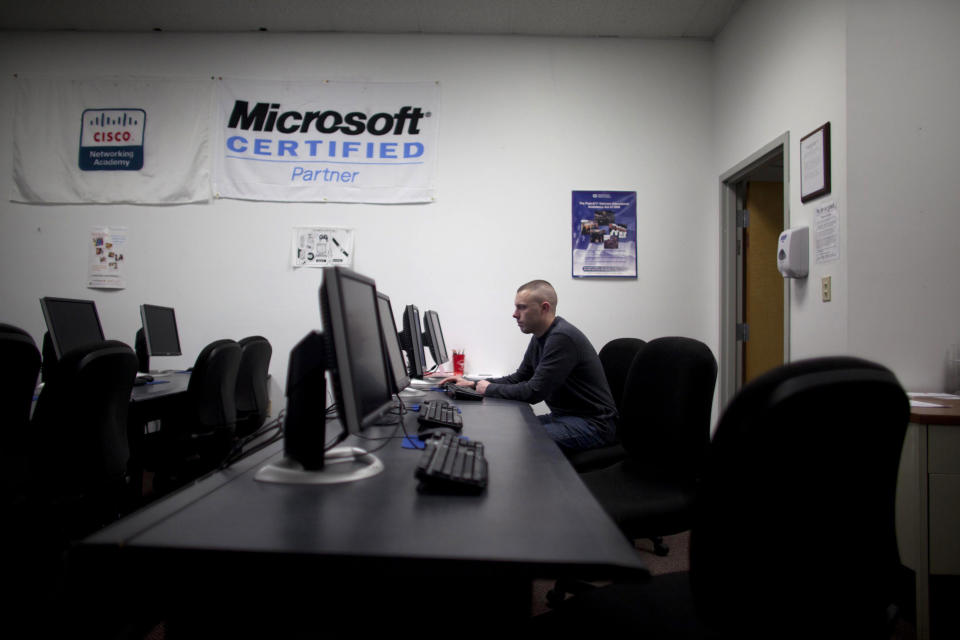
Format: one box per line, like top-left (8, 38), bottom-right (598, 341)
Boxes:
top-left (442, 279), bottom-right (617, 452)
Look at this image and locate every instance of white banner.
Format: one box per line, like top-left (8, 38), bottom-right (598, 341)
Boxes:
top-left (11, 75), bottom-right (213, 204)
top-left (215, 79), bottom-right (439, 203)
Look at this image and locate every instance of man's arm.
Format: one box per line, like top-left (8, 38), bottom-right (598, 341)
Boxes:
top-left (484, 334), bottom-right (577, 403)
top-left (440, 339), bottom-right (538, 394)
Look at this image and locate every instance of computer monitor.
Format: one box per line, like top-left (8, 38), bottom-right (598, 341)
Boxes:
top-left (136, 304), bottom-right (182, 372)
top-left (39, 297), bottom-right (105, 360)
top-left (256, 267), bottom-right (394, 485)
top-left (398, 304), bottom-right (427, 379)
top-left (423, 310), bottom-right (449, 369)
top-left (375, 292), bottom-right (412, 394)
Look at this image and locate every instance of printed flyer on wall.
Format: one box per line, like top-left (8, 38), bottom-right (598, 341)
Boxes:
top-left (292, 227), bottom-right (354, 268)
top-left (88, 226), bottom-right (127, 289)
top-left (571, 190), bottom-right (637, 278)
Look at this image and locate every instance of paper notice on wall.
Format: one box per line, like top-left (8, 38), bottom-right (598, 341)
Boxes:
top-left (814, 199), bottom-right (839, 264)
top-left (292, 227), bottom-right (354, 268)
top-left (88, 226), bottom-right (127, 289)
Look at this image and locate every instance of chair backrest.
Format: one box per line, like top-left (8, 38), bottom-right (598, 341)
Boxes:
top-left (0, 322), bottom-right (33, 338)
top-left (598, 337), bottom-right (646, 415)
top-left (0, 325), bottom-right (42, 503)
top-left (690, 356), bottom-right (909, 637)
top-left (0, 325), bottom-right (41, 432)
top-left (235, 335), bottom-right (272, 436)
top-left (618, 336), bottom-right (717, 483)
top-left (30, 340), bottom-right (138, 529)
top-left (187, 339), bottom-right (242, 434)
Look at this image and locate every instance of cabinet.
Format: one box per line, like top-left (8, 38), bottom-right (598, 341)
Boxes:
top-left (896, 395), bottom-right (960, 640)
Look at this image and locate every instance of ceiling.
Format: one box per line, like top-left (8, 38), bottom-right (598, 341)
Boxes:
top-left (0, 0), bottom-right (744, 39)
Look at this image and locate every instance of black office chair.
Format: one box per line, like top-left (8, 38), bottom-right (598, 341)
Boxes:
top-left (0, 324), bottom-right (42, 506)
top-left (40, 330), bottom-right (56, 382)
top-left (28, 340), bottom-right (139, 537)
top-left (548, 337), bottom-right (716, 606)
top-left (536, 356), bottom-right (910, 639)
top-left (234, 335), bottom-right (272, 438)
top-left (582, 336), bottom-right (717, 556)
top-left (148, 339), bottom-right (241, 493)
top-left (565, 337), bottom-right (646, 472)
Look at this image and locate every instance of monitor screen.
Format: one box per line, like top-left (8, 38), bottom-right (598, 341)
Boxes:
top-left (39, 297), bottom-right (105, 359)
top-left (376, 292), bottom-right (411, 394)
top-left (320, 267), bottom-right (395, 434)
top-left (140, 304), bottom-right (182, 356)
top-left (399, 304), bottom-right (427, 379)
top-left (423, 310), bottom-right (449, 368)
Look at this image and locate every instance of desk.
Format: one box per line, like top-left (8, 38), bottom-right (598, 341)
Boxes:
top-left (896, 394), bottom-right (960, 640)
top-left (73, 393), bottom-right (647, 634)
top-left (127, 372), bottom-right (190, 499)
top-left (129, 371), bottom-right (190, 418)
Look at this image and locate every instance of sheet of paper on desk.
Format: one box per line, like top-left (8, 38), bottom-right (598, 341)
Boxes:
top-left (911, 400), bottom-right (947, 408)
top-left (908, 392), bottom-right (960, 399)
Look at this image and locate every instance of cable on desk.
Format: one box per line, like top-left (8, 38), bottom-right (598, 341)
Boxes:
top-left (218, 410), bottom-right (285, 470)
top-left (352, 395), bottom-right (419, 453)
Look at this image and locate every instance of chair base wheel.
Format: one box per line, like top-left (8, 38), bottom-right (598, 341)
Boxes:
top-left (652, 536), bottom-right (670, 556)
top-left (545, 588), bottom-right (566, 608)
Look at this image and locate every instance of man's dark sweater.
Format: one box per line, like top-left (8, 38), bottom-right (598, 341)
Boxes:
top-left (484, 317), bottom-right (617, 439)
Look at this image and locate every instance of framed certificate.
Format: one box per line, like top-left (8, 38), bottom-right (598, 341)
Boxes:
top-left (800, 122), bottom-right (831, 203)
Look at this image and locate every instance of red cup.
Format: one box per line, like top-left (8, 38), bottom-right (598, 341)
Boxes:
top-left (453, 351), bottom-right (465, 375)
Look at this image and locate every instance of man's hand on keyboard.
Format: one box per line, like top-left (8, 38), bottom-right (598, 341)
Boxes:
top-left (438, 375), bottom-right (476, 388)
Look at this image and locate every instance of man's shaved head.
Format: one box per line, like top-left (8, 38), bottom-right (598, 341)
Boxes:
top-left (517, 280), bottom-right (557, 311)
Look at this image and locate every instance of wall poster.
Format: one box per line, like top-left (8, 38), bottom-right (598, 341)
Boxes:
top-left (292, 227), bottom-right (354, 269)
top-left (571, 190), bottom-right (637, 278)
top-left (88, 226), bottom-right (127, 289)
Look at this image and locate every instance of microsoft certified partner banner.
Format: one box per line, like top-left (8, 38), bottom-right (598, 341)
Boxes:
top-left (215, 79), bottom-right (439, 204)
top-left (11, 75), bottom-right (212, 204)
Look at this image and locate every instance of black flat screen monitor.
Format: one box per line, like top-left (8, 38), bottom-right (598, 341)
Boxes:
top-left (399, 304), bottom-right (427, 379)
top-left (376, 292), bottom-right (411, 394)
top-left (323, 269), bottom-right (395, 435)
top-left (423, 310), bottom-right (449, 369)
top-left (257, 267), bottom-right (394, 483)
top-left (140, 305), bottom-right (182, 356)
top-left (39, 297), bottom-right (105, 359)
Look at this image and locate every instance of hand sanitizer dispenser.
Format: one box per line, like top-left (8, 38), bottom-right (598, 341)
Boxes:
top-left (777, 227), bottom-right (809, 278)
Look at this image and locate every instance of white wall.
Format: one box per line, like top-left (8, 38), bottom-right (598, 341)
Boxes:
top-left (713, 0), bottom-right (849, 360)
top-left (0, 32), bottom-right (716, 404)
top-left (715, 0), bottom-right (960, 392)
top-left (846, 0), bottom-right (960, 391)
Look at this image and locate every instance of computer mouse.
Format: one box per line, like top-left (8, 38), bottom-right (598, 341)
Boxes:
top-left (141, 374), bottom-right (154, 382)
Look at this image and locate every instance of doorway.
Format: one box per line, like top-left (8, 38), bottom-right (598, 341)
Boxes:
top-left (718, 134), bottom-right (790, 410)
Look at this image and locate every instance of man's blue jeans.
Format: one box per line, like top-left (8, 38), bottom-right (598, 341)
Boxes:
top-left (538, 413), bottom-right (614, 452)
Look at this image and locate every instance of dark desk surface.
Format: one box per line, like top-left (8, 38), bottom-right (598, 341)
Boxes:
top-left (129, 371), bottom-right (190, 403)
top-left (85, 393), bottom-right (646, 581)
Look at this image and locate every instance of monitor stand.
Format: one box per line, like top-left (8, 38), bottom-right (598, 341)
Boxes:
top-left (399, 386), bottom-right (426, 400)
top-left (254, 447), bottom-right (384, 485)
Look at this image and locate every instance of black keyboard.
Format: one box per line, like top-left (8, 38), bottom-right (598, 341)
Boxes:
top-left (443, 383), bottom-right (485, 401)
top-left (415, 432), bottom-right (488, 494)
top-left (417, 400), bottom-right (463, 431)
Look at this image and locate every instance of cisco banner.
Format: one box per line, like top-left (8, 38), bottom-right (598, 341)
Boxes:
top-left (11, 75), bottom-right (212, 204)
top-left (215, 79), bottom-right (439, 204)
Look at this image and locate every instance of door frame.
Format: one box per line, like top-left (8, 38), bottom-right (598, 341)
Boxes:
top-left (718, 133), bottom-right (790, 410)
